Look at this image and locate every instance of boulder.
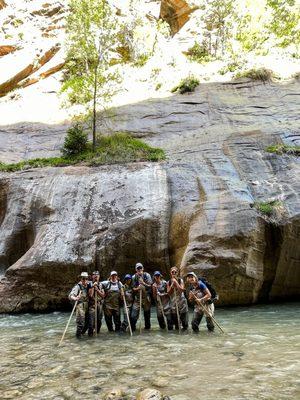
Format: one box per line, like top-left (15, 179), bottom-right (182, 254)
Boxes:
top-left (103, 388), bottom-right (124, 400)
top-left (136, 389), bottom-right (163, 400)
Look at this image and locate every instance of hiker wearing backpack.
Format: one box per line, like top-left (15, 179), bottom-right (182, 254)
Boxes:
top-left (87, 271), bottom-right (105, 336)
top-left (102, 271), bottom-right (123, 332)
top-left (121, 274), bottom-right (134, 332)
top-left (68, 272), bottom-right (90, 338)
top-left (186, 272), bottom-right (215, 332)
top-left (167, 266), bottom-right (189, 331)
top-left (131, 263), bottom-right (153, 331)
top-left (152, 271), bottom-right (172, 330)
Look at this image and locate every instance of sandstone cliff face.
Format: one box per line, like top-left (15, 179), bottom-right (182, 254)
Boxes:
top-left (0, 79), bottom-right (299, 312)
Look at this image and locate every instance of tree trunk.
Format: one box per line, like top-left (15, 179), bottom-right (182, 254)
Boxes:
top-left (92, 66), bottom-right (98, 152)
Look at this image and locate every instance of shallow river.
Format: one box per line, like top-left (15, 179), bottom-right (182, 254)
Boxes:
top-left (1, 303), bottom-right (299, 400)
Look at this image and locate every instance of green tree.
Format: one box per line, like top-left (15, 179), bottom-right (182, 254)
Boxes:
top-left (266, 0), bottom-right (300, 47)
top-left (62, 0), bottom-right (121, 151)
top-left (196, 0), bottom-right (236, 57)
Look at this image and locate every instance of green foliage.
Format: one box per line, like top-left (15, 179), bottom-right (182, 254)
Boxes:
top-left (0, 133), bottom-right (166, 172)
top-left (267, 0), bottom-right (300, 47)
top-left (185, 41), bottom-right (212, 63)
top-left (61, 0), bottom-right (122, 148)
top-left (134, 53), bottom-right (150, 67)
top-left (266, 143), bottom-right (300, 156)
top-left (235, 67), bottom-right (275, 81)
top-left (62, 124), bottom-right (88, 156)
top-left (254, 200), bottom-right (282, 216)
top-left (171, 76), bottom-right (200, 94)
top-left (200, 0), bottom-right (236, 57)
top-left (155, 83), bottom-right (162, 91)
top-left (219, 60), bottom-right (242, 75)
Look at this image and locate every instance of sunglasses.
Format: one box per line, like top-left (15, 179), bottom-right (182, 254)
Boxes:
top-left (171, 271), bottom-right (177, 274)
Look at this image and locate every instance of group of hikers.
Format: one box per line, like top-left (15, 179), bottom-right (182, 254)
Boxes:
top-left (68, 263), bottom-right (218, 338)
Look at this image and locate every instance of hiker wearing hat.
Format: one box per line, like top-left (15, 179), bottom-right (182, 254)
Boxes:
top-left (121, 274), bottom-right (134, 332)
top-left (131, 263), bottom-right (153, 331)
top-left (87, 271), bottom-right (105, 336)
top-left (102, 271), bottom-right (123, 332)
top-left (69, 272), bottom-right (90, 338)
top-left (167, 267), bottom-right (189, 331)
top-left (186, 272), bottom-right (214, 332)
top-left (152, 271), bottom-right (172, 330)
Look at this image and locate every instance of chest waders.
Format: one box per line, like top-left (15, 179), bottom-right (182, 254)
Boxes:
top-left (104, 282), bottom-right (121, 332)
top-left (76, 284), bottom-right (88, 337)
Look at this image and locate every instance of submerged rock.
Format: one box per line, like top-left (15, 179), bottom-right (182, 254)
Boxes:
top-left (103, 388), bottom-right (124, 400)
top-left (136, 388), bottom-right (163, 400)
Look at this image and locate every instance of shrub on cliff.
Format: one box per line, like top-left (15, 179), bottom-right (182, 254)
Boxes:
top-left (171, 76), bottom-right (200, 94)
top-left (62, 124), bottom-right (88, 157)
top-left (0, 133), bottom-right (166, 172)
top-left (185, 41), bottom-right (212, 63)
top-left (235, 68), bottom-right (275, 82)
top-left (266, 143), bottom-right (300, 156)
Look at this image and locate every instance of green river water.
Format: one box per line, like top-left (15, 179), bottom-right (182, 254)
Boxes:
top-left (1, 303), bottom-right (299, 400)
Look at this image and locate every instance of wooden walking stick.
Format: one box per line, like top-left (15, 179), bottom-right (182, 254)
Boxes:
top-left (121, 289), bottom-right (133, 336)
top-left (95, 290), bottom-right (98, 336)
top-left (157, 294), bottom-right (168, 330)
top-left (191, 292), bottom-right (225, 334)
top-left (58, 291), bottom-right (81, 347)
top-left (174, 292), bottom-right (181, 333)
top-left (139, 288), bottom-right (142, 334)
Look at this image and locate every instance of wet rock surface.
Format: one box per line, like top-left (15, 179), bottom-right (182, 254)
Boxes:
top-left (0, 80), bottom-right (299, 311)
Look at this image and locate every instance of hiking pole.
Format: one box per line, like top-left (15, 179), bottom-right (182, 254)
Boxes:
top-left (157, 294), bottom-right (168, 331)
top-left (191, 292), bottom-right (225, 334)
top-left (139, 288), bottom-right (142, 334)
top-left (121, 289), bottom-right (133, 336)
top-left (95, 290), bottom-right (98, 336)
top-left (58, 291), bottom-right (81, 347)
top-left (174, 292), bottom-right (181, 333)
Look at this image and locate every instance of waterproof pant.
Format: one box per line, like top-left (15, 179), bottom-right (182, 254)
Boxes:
top-left (75, 302), bottom-right (89, 337)
top-left (191, 304), bottom-right (215, 332)
top-left (104, 307), bottom-right (121, 332)
top-left (171, 311), bottom-right (189, 330)
top-left (88, 303), bottom-right (103, 336)
top-left (121, 306), bottom-right (133, 332)
top-left (131, 306), bottom-right (151, 331)
top-left (157, 311), bottom-right (173, 330)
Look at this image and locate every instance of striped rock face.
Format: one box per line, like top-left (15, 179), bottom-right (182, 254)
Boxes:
top-left (0, 79), bottom-right (299, 312)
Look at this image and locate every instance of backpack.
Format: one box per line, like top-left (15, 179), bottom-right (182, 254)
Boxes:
top-left (199, 278), bottom-right (218, 302)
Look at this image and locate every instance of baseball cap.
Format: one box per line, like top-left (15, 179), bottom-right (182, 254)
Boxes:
top-left (135, 263), bottom-right (143, 270)
top-left (153, 271), bottom-right (161, 276)
top-left (186, 272), bottom-right (198, 279)
top-left (110, 271), bottom-right (118, 276)
top-left (124, 274), bottom-right (132, 280)
top-left (80, 272), bottom-right (89, 278)
top-left (92, 271), bottom-right (100, 275)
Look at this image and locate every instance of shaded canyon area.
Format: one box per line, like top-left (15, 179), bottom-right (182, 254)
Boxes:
top-left (0, 79), bottom-right (299, 312)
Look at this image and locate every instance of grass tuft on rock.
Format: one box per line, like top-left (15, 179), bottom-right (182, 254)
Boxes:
top-left (171, 76), bottom-right (200, 94)
top-left (235, 67), bottom-right (275, 82)
top-left (0, 133), bottom-right (166, 173)
top-left (266, 144), bottom-right (300, 156)
top-left (185, 42), bottom-right (212, 63)
top-left (254, 200), bottom-right (282, 216)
